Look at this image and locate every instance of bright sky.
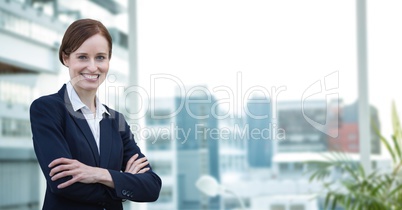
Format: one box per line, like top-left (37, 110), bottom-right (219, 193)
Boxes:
top-left (134, 0), bottom-right (402, 141)
top-left (137, 0), bottom-right (356, 101)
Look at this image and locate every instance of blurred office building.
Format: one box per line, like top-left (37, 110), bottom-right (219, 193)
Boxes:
top-left (0, 0), bottom-right (129, 209)
top-left (0, 0), bottom-right (65, 208)
top-left (218, 115), bottom-right (248, 181)
top-left (328, 101), bottom-right (381, 154)
top-left (175, 88), bottom-right (220, 210)
top-left (246, 96), bottom-right (273, 168)
top-left (277, 99), bottom-right (380, 155)
top-left (277, 100), bottom-right (329, 153)
top-left (144, 98), bottom-right (178, 210)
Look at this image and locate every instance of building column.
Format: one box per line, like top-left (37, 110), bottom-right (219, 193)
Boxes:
top-left (128, 1), bottom-right (146, 210)
top-left (356, 0), bottom-right (371, 173)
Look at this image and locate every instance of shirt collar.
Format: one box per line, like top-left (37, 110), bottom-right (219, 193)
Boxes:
top-left (66, 82), bottom-right (110, 116)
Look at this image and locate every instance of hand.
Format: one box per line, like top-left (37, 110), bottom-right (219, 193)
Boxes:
top-left (49, 157), bottom-right (107, 189)
top-left (125, 154), bottom-right (150, 174)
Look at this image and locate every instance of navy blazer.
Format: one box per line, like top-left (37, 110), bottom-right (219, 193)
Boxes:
top-left (30, 84), bottom-right (161, 210)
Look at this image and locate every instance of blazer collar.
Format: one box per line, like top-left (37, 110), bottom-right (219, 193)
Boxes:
top-left (65, 82), bottom-right (110, 117)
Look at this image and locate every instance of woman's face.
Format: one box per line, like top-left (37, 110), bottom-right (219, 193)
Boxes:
top-left (63, 34), bottom-right (110, 93)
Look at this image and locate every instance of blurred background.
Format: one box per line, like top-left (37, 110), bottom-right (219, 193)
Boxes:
top-left (1, 0), bottom-right (402, 209)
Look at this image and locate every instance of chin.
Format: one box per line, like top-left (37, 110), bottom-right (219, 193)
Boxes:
top-left (77, 83), bottom-right (101, 91)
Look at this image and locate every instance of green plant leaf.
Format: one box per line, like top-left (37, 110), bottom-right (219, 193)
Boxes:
top-left (392, 101), bottom-right (402, 160)
top-left (391, 135), bottom-right (402, 163)
top-left (307, 102), bottom-right (402, 210)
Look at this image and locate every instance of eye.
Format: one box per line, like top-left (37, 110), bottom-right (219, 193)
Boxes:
top-left (78, 55), bottom-right (87, 60)
top-left (96, 55), bottom-right (106, 61)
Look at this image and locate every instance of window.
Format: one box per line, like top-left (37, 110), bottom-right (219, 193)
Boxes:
top-left (151, 161), bottom-right (172, 176)
top-left (1, 118), bottom-right (31, 137)
top-left (294, 163), bottom-right (303, 172)
top-left (290, 204), bottom-right (305, 210)
top-left (146, 110), bottom-right (172, 125)
top-left (271, 204), bottom-right (286, 210)
top-left (279, 163), bottom-right (289, 173)
top-left (146, 134), bottom-right (171, 150)
top-left (0, 9), bottom-right (60, 46)
top-left (0, 80), bottom-right (34, 107)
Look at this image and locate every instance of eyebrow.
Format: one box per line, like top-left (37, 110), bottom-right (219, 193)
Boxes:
top-left (75, 52), bottom-right (108, 55)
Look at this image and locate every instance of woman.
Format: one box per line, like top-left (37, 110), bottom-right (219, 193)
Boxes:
top-left (30, 19), bottom-right (161, 210)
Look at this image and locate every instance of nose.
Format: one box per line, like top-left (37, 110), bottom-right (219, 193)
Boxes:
top-left (87, 59), bottom-right (97, 72)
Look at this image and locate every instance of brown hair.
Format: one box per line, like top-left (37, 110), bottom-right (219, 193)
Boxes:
top-left (59, 18), bottom-right (113, 66)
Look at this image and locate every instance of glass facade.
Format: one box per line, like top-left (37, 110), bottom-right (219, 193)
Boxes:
top-left (1, 118), bottom-right (31, 137)
top-left (0, 80), bottom-right (34, 107)
top-left (0, 9), bottom-right (60, 46)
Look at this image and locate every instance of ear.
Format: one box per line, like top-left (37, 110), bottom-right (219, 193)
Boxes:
top-left (62, 52), bottom-right (70, 67)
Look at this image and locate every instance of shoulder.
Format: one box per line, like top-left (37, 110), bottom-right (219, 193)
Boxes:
top-left (30, 85), bottom-right (68, 111)
top-left (30, 92), bottom-right (64, 111)
top-left (29, 93), bottom-right (67, 125)
top-left (30, 85), bottom-right (70, 118)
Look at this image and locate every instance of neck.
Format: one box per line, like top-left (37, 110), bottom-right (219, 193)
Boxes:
top-left (73, 86), bottom-right (97, 113)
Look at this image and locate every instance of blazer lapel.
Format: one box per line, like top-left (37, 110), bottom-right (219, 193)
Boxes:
top-left (59, 85), bottom-right (100, 166)
top-left (72, 111), bottom-right (101, 166)
top-left (99, 114), bottom-right (113, 168)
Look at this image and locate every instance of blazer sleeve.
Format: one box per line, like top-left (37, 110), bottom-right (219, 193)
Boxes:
top-left (30, 97), bottom-right (118, 204)
top-left (107, 112), bottom-right (162, 202)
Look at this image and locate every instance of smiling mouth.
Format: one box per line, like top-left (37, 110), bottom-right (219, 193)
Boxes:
top-left (81, 73), bottom-right (100, 79)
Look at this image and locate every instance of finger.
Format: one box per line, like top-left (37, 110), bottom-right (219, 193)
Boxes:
top-left (49, 161), bottom-right (77, 176)
top-left (57, 176), bottom-right (79, 189)
top-left (127, 159), bottom-right (147, 174)
top-left (50, 164), bottom-right (69, 177)
top-left (51, 172), bottom-right (63, 181)
top-left (50, 162), bottom-right (82, 180)
top-left (125, 154), bottom-right (139, 172)
top-left (51, 169), bottom-right (73, 181)
top-left (49, 157), bottom-right (72, 168)
top-left (127, 156), bottom-right (146, 173)
top-left (137, 167), bottom-right (150, 174)
top-left (125, 155), bottom-right (136, 172)
top-left (128, 161), bottom-right (149, 174)
top-left (131, 157), bottom-right (147, 169)
top-left (136, 161), bottom-right (149, 170)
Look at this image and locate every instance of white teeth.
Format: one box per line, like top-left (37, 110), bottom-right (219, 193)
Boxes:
top-left (82, 74), bottom-right (99, 79)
